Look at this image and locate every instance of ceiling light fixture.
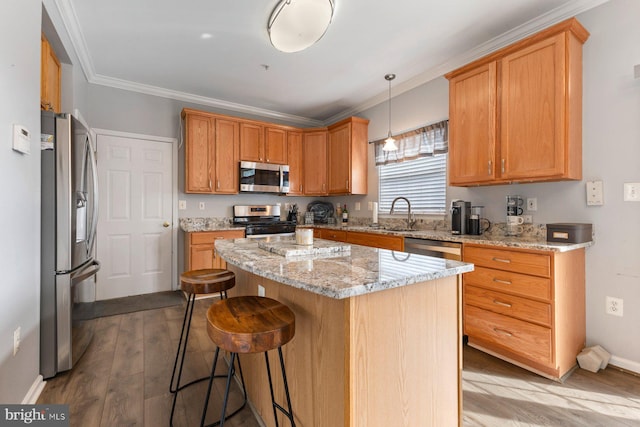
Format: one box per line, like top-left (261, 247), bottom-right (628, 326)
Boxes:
top-left (383, 73), bottom-right (398, 152)
top-left (268, 0), bottom-right (335, 53)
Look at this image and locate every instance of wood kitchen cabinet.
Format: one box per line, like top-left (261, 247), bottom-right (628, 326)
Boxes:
top-left (446, 18), bottom-right (589, 186)
top-left (462, 243), bottom-right (585, 380)
top-left (240, 123), bottom-right (287, 164)
top-left (315, 228), bottom-right (404, 251)
top-left (286, 131), bottom-right (304, 195)
top-left (182, 109), bottom-right (239, 194)
top-left (185, 230), bottom-right (245, 270)
top-left (302, 129), bottom-right (328, 196)
top-left (327, 117), bottom-right (369, 195)
top-left (41, 34), bottom-right (61, 112)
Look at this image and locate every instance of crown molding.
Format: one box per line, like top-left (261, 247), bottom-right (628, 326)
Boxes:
top-left (326, 0), bottom-right (609, 123)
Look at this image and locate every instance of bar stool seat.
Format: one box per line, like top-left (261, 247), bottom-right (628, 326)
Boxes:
top-left (201, 296), bottom-right (296, 427)
top-left (170, 269), bottom-right (245, 426)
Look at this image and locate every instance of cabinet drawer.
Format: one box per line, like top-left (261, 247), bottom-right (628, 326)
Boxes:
top-left (464, 245), bottom-right (550, 277)
top-left (346, 231), bottom-right (403, 251)
top-left (464, 266), bottom-right (551, 301)
top-left (319, 229), bottom-right (347, 242)
top-left (190, 230), bottom-right (245, 244)
top-left (465, 285), bottom-right (551, 326)
top-left (465, 305), bottom-right (552, 366)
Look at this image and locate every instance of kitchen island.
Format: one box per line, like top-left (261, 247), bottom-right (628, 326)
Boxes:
top-left (215, 237), bottom-right (474, 427)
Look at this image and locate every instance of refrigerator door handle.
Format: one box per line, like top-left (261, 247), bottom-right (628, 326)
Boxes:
top-left (86, 134), bottom-right (99, 256)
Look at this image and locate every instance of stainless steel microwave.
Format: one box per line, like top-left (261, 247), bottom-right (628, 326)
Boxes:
top-left (239, 161), bottom-right (290, 193)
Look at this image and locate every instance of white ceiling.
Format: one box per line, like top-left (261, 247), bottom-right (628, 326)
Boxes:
top-left (55, 0), bottom-right (606, 126)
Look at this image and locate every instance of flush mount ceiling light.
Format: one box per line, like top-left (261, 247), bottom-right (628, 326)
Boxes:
top-left (383, 73), bottom-right (398, 152)
top-left (268, 0), bottom-right (335, 53)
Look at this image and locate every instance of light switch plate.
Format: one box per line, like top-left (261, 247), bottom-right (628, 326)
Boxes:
top-left (586, 180), bottom-right (604, 206)
top-left (623, 183), bottom-right (640, 202)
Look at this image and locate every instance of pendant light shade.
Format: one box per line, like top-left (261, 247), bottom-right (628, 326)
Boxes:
top-left (382, 73), bottom-right (398, 152)
top-left (268, 0), bottom-right (335, 53)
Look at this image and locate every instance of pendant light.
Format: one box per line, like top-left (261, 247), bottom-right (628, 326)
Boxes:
top-left (383, 73), bottom-right (398, 152)
top-left (268, 0), bottom-right (335, 53)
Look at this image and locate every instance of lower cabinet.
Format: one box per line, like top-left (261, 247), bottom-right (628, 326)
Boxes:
top-left (462, 244), bottom-right (585, 380)
top-left (185, 230), bottom-right (245, 271)
top-left (315, 228), bottom-right (404, 251)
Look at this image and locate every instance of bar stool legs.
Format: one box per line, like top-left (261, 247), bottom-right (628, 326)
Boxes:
top-left (200, 348), bottom-right (247, 427)
top-left (265, 348), bottom-right (296, 427)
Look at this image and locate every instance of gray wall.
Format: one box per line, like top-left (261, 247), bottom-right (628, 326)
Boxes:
top-left (0, 0), bottom-right (42, 403)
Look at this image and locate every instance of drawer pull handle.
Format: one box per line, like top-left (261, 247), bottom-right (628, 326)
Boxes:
top-left (492, 257), bottom-right (511, 263)
top-left (493, 299), bottom-right (512, 308)
top-left (493, 328), bottom-right (513, 337)
top-left (493, 278), bottom-right (512, 285)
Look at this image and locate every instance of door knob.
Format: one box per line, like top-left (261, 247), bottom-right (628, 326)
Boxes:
top-left (163, 221), bottom-right (170, 228)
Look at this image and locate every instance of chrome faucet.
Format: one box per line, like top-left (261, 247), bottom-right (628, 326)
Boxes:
top-left (390, 197), bottom-right (416, 230)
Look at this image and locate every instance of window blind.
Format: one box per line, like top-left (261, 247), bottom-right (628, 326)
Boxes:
top-left (378, 154), bottom-right (447, 215)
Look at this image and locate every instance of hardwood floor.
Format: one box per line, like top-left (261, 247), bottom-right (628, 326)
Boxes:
top-left (38, 298), bottom-right (640, 426)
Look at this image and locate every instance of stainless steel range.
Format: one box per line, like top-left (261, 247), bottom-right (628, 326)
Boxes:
top-left (233, 205), bottom-right (296, 238)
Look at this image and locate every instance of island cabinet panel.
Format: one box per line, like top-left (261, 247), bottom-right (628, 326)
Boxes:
top-left (445, 18), bottom-right (588, 186)
top-left (462, 243), bottom-right (585, 380)
top-left (184, 230), bottom-right (244, 270)
top-left (228, 266), bottom-right (461, 427)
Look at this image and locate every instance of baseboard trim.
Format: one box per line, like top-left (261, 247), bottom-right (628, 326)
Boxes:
top-left (22, 375), bottom-right (46, 404)
top-left (610, 355), bottom-right (640, 375)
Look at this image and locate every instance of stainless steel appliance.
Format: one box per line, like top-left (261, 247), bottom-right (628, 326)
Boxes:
top-left (239, 161), bottom-right (290, 193)
top-left (451, 200), bottom-right (470, 235)
top-left (233, 205), bottom-right (296, 238)
top-left (404, 238), bottom-right (462, 261)
top-left (40, 111), bottom-right (100, 378)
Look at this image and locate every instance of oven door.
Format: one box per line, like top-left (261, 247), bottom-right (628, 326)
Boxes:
top-left (240, 161), bottom-right (288, 193)
top-left (245, 232), bottom-right (295, 240)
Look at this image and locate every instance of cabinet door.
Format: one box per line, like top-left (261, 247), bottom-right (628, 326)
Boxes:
top-left (328, 123), bottom-right (351, 194)
top-left (500, 34), bottom-right (566, 180)
top-left (448, 62), bottom-right (497, 185)
top-left (240, 122), bottom-right (264, 162)
top-left (190, 244), bottom-right (216, 270)
top-left (303, 131), bottom-right (328, 195)
top-left (265, 127), bottom-right (287, 164)
top-left (41, 34), bottom-right (61, 113)
top-left (214, 118), bottom-right (239, 194)
top-left (287, 131), bottom-right (304, 195)
top-left (184, 114), bottom-right (214, 193)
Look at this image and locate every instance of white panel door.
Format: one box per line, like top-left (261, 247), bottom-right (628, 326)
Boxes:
top-left (96, 134), bottom-right (173, 300)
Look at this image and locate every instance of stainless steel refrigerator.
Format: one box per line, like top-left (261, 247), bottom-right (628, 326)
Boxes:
top-left (40, 111), bottom-right (100, 379)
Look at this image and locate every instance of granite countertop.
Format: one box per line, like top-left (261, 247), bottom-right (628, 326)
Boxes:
top-left (179, 217), bottom-right (244, 232)
top-left (215, 237), bottom-right (474, 300)
top-left (305, 224), bottom-right (593, 252)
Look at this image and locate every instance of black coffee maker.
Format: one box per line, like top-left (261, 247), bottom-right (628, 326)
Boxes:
top-left (451, 200), bottom-right (470, 235)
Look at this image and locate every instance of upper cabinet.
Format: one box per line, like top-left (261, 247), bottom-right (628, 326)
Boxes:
top-left (240, 123), bottom-right (288, 164)
top-left (286, 131), bottom-right (304, 195)
top-left (446, 18), bottom-right (589, 186)
top-left (41, 34), bottom-right (61, 112)
top-left (303, 130), bottom-right (328, 196)
top-left (182, 109), bottom-right (239, 194)
top-left (327, 117), bottom-right (369, 195)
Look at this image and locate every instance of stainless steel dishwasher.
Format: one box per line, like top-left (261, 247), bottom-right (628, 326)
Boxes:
top-left (404, 238), bottom-right (462, 261)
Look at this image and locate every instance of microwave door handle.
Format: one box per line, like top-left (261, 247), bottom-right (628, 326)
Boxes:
top-left (279, 166), bottom-right (283, 192)
top-left (86, 134), bottom-right (99, 255)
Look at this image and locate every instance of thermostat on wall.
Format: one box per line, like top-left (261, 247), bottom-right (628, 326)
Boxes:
top-left (12, 124), bottom-right (31, 155)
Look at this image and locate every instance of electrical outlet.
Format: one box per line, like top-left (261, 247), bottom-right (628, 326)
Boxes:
top-left (13, 327), bottom-right (20, 356)
top-left (526, 198), bottom-right (537, 211)
top-left (178, 200), bottom-right (186, 210)
top-left (199, 202), bottom-right (205, 210)
top-left (586, 180), bottom-right (604, 206)
top-left (355, 202), bottom-right (361, 211)
top-left (258, 285), bottom-right (265, 297)
top-left (368, 201), bottom-right (373, 211)
top-left (606, 296), bottom-right (623, 317)
top-left (522, 215), bottom-right (533, 224)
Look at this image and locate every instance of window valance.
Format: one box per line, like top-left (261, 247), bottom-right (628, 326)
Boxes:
top-left (372, 119), bottom-right (448, 166)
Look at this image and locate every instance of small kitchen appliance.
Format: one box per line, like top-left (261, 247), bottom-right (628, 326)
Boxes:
top-left (233, 205), bottom-right (296, 238)
top-left (451, 200), bottom-right (471, 235)
top-left (468, 206), bottom-right (491, 235)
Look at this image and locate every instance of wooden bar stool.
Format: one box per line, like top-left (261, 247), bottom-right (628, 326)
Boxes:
top-left (170, 269), bottom-right (246, 426)
top-left (201, 296), bottom-right (296, 427)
